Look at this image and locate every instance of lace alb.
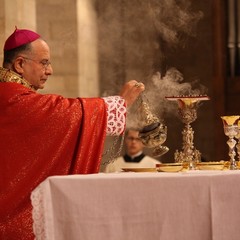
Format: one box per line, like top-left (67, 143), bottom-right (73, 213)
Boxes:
top-left (103, 96), bottom-right (126, 136)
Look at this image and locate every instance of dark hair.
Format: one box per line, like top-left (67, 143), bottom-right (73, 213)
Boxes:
top-left (3, 43), bottom-right (32, 67)
top-left (125, 128), bottom-right (139, 136)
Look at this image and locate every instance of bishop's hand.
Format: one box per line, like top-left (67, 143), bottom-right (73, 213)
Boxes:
top-left (119, 80), bottom-right (145, 107)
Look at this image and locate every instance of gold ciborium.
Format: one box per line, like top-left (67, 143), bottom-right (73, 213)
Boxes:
top-left (138, 99), bottom-right (169, 157)
top-left (221, 115), bottom-right (240, 170)
top-left (166, 95), bottom-right (210, 170)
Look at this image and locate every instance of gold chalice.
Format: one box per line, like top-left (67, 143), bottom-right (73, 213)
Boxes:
top-left (166, 95), bottom-right (210, 170)
top-left (221, 115), bottom-right (240, 170)
top-left (236, 120), bottom-right (240, 162)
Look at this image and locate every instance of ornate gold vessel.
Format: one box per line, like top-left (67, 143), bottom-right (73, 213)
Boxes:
top-left (221, 115), bottom-right (240, 170)
top-left (166, 95), bottom-right (210, 170)
top-left (138, 99), bottom-right (169, 157)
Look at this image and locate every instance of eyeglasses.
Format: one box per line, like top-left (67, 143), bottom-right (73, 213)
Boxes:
top-left (21, 56), bottom-right (51, 69)
top-left (126, 137), bottom-right (142, 142)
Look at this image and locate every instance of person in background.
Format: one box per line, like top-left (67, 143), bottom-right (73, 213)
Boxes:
top-left (104, 128), bottom-right (160, 172)
top-left (0, 27), bottom-right (145, 239)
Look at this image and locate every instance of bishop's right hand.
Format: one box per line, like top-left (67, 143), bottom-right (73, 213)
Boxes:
top-left (119, 80), bottom-right (145, 107)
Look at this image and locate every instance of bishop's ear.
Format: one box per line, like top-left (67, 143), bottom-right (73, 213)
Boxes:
top-left (13, 56), bottom-right (25, 75)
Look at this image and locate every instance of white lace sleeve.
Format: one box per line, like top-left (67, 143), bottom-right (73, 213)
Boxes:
top-left (103, 96), bottom-right (126, 136)
top-left (31, 185), bottom-right (46, 239)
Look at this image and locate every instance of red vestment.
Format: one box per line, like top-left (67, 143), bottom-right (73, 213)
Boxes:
top-left (0, 82), bottom-right (107, 239)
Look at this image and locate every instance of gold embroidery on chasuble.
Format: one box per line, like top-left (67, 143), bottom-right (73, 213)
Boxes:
top-left (0, 67), bottom-right (35, 90)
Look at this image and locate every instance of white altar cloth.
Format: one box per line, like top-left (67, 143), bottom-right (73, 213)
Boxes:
top-left (31, 170), bottom-right (240, 240)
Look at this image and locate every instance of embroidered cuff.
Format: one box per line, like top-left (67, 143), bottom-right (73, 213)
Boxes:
top-left (103, 96), bottom-right (126, 136)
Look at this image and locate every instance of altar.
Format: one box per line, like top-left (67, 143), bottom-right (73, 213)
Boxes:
top-left (31, 171), bottom-right (240, 240)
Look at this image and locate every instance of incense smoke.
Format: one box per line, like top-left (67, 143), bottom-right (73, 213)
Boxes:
top-left (126, 67), bottom-right (208, 130)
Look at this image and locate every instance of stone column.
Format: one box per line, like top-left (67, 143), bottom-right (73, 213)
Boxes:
top-left (0, 0), bottom-right (36, 64)
top-left (4, 0), bottom-right (37, 34)
top-left (76, 0), bottom-right (99, 97)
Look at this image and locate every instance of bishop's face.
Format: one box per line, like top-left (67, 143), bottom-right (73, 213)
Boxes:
top-left (125, 130), bottom-right (144, 156)
top-left (19, 39), bottom-right (53, 90)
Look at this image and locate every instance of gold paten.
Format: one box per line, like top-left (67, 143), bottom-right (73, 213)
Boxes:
top-left (121, 167), bottom-right (157, 172)
top-left (156, 163), bottom-right (186, 172)
top-left (196, 161), bottom-right (225, 171)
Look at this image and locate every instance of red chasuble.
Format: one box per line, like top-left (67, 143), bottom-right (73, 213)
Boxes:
top-left (0, 82), bottom-right (107, 239)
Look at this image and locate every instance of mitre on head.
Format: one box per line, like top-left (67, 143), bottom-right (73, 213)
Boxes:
top-left (4, 27), bottom-right (41, 51)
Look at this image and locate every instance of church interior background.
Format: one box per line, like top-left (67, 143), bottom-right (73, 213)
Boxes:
top-left (1, 0), bottom-right (239, 165)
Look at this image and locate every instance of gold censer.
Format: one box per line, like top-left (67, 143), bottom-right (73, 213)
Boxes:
top-left (138, 97), bottom-right (169, 157)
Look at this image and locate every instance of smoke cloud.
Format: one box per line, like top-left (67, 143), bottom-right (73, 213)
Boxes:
top-left (126, 67), bottom-right (208, 130)
top-left (146, 67), bottom-right (208, 114)
top-left (97, 0), bottom-right (208, 131)
top-left (147, 0), bottom-right (203, 45)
